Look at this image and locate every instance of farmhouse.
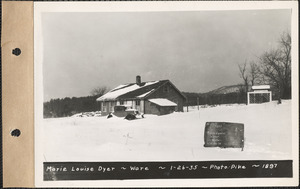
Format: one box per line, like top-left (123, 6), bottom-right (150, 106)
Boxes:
top-left (97, 76), bottom-right (186, 116)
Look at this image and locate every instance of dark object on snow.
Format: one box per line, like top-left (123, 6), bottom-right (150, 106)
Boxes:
top-left (124, 113), bottom-right (136, 120)
top-left (107, 113), bottom-right (113, 119)
top-left (278, 98), bottom-right (282, 104)
top-left (204, 122), bottom-right (244, 151)
top-left (141, 114), bottom-right (144, 118)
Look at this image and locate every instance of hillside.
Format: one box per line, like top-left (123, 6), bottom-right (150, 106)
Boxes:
top-left (207, 84), bottom-right (246, 94)
top-left (182, 84), bottom-right (248, 106)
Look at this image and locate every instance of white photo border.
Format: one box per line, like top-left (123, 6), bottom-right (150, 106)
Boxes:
top-left (34, 1), bottom-right (299, 187)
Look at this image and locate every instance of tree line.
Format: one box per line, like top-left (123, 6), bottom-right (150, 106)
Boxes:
top-left (183, 91), bottom-right (247, 107)
top-left (44, 90), bottom-right (247, 118)
top-left (44, 96), bottom-right (100, 118)
top-left (44, 87), bottom-right (109, 118)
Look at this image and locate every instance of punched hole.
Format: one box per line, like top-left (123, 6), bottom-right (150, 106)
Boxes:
top-left (11, 129), bottom-right (21, 137)
top-left (12, 48), bottom-right (21, 56)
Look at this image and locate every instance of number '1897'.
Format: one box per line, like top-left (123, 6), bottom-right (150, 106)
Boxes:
top-left (262, 164), bottom-right (277, 169)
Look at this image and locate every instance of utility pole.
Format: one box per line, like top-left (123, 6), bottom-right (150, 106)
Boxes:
top-left (197, 97), bottom-right (199, 110)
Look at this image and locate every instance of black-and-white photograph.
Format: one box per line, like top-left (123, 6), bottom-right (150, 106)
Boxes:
top-left (34, 2), bottom-right (298, 187)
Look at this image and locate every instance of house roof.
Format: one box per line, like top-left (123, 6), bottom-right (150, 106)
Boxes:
top-left (97, 79), bottom-right (186, 101)
top-left (148, 98), bottom-right (177, 106)
top-left (97, 80), bottom-right (168, 101)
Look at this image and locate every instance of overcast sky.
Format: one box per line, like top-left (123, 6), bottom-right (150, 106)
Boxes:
top-left (42, 10), bottom-right (291, 101)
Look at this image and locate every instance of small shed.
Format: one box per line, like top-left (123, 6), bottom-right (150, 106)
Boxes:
top-left (247, 85), bottom-right (272, 104)
top-left (147, 98), bottom-right (177, 115)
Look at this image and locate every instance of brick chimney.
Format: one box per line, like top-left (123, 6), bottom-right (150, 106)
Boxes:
top-left (136, 75), bottom-right (141, 86)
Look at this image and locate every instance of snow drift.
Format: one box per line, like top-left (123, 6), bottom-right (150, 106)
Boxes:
top-left (43, 100), bottom-right (292, 162)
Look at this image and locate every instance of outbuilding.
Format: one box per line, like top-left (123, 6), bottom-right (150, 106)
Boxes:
top-left (247, 85), bottom-right (272, 104)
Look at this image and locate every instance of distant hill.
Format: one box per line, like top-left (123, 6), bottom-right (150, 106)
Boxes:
top-left (182, 84), bottom-right (249, 106)
top-left (182, 84), bottom-right (281, 106)
top-left (207, 84), bottom-right (248, 95)
top-left (183, 84), bottom-right (249, 96)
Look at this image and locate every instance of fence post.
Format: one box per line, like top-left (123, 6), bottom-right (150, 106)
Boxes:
top-left (247, 92), bottom-right (249, 105)
top-left (186, 99), bottom-right (189, 112)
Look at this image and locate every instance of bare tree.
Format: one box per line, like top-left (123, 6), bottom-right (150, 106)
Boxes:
top-left (238, 61), bottom-right (251, 104)
top-left (239, 60), bottom-right (261, 88)
top-left (249, 61), bottom-right (260, 86)
top-left (90, 86), bottom-right (109, 97)
top-left (259, 32), bottom-right (291, 100)
top-left (238, 61), bottom-right (249, 94)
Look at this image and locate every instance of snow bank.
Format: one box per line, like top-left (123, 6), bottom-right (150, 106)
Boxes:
top-left (71, 111), bottom-right (101, 117)
top-left (43, 100), bottom-right (292, 161)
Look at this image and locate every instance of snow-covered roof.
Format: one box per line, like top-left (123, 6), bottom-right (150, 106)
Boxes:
top-left (113, 84), bottom-right (130, 91)
top-left (252, 85), bottom-right (270, 90)
top-left (97, 84), bottom-right (140, 101)
top-left (148, 98), bottom-right (177, 106)
top-left (137, 89), bottom-right (155, 98)
top-left (97, 80), bottom-right (163, 101)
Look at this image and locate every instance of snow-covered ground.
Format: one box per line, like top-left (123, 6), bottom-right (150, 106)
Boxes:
top-left (43, 100), bottom-right (292, 162)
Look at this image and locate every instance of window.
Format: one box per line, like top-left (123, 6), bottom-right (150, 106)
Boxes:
top-left (136, 100), bottom-right (140, 106)
top-left (109, 101), bottom-right (115, 112)
top-left (102, 102), bottom-right (107, 112)
top-left (120, 100), bottom-right (124, 105)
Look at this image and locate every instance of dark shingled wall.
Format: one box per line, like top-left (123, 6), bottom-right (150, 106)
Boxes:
top-left (147, 82), bottom-right (185, 112)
